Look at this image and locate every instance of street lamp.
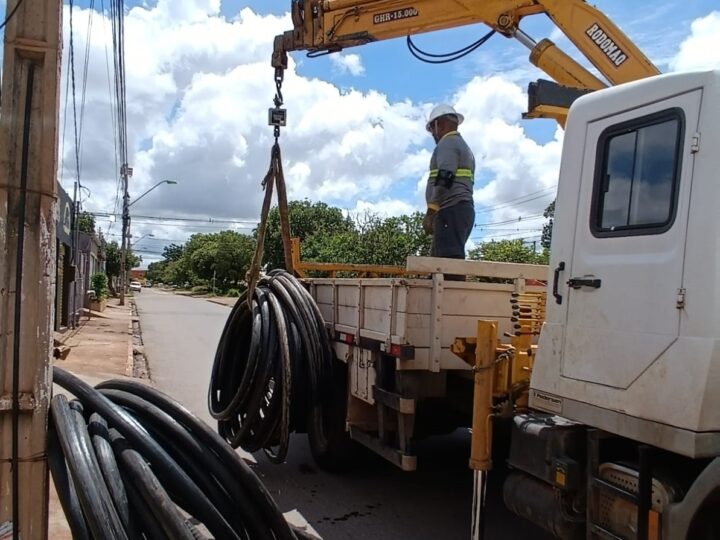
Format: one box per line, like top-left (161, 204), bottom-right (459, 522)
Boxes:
top-left (129, 180), bottom-right (177, 207)
top-left (131, 233), bottom-right (155, 248)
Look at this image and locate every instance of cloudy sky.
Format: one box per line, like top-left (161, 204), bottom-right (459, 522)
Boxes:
top-left (18, 0), bottom-right (720, 264)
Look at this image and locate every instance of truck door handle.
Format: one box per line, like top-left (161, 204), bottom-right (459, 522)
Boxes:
top-left (553, 261), bottom-right (565, 305)
top-left (567, 277), bottom-right (602, 289)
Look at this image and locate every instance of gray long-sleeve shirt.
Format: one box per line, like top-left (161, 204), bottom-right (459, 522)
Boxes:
top-left (425, 131), bottom-right (475, 211)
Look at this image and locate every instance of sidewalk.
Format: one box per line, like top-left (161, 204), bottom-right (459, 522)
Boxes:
top-left (46, 295), bottom-right (321, 540)
top-left (49, 297), bottom-right (139, 539)
top-left (54, 298), bottom-right (136, 383)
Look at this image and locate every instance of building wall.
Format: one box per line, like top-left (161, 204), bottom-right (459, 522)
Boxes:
top-left (55, 184), bottom-right (75, 330)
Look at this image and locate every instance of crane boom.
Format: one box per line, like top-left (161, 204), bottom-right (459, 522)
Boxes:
top-left (273, 0), bottom-right (660, 123)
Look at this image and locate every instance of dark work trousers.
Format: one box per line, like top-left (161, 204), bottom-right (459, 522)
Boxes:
top-left (431, 200), bottom-right (475, 281)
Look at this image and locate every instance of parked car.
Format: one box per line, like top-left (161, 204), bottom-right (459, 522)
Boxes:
top-left (129, 281), bottom-right (142, 293)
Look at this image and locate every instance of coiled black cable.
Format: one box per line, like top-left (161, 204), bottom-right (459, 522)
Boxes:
top-left (209, 270), bottom-right (334, 463)
top-left (51, 366), bottom-right (311, 540)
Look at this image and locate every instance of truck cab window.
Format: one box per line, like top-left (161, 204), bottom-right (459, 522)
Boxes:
top-left (593, 110), bottom-right (684, 236)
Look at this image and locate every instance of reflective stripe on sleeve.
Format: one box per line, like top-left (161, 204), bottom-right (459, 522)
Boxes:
top-left (427, 168), bottom-right (474, 185)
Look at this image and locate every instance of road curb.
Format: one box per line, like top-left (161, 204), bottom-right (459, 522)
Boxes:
top-left (125, 301), bottom-right (134, 377)
top-left (207, 298), bottom-right (237, 308)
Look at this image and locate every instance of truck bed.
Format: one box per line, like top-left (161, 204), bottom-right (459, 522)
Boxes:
top-left (307, 257), bottom-right (548, 372)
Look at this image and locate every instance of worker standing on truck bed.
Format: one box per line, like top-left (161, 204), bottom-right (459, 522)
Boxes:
top-left (423, 104), bottom-right (476, 260)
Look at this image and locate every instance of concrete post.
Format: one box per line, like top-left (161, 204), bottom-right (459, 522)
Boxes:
top-left (0, 0), bottom-right (63, 536)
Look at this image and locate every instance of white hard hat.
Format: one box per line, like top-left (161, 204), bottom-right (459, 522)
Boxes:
top-left (426, 104), bottom-right (464, 131)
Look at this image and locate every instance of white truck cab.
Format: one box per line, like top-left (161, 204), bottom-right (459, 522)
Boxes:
top-left (531, 70), bottom-right (720, 459)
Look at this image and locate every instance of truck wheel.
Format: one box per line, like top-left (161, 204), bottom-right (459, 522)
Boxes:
top-left (687, 489), bottom-right (720, 540)
top-left (307, 362), bottom-right (359, 472)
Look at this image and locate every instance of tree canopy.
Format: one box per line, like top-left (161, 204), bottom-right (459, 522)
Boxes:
top-left (78, 211), bottom-right (96, 234)
top-left (541, 200), bottom-right (555, 250)
top-left (468, 239), bottom-right (549, 265)
top-left (103, 239), bottom-right (141, 277)
top-left (260, 200), bottom-right (354, 270)
top-left (148, 199), bottom-right (552, 289)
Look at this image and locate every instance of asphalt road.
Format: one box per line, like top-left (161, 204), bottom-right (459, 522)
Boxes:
top-left (134, 289), bottom-right (554, 540)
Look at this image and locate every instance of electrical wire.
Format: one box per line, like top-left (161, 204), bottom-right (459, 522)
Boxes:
top-left (100, 0), bottom-right (122, 236)
top-left (11, 61), bottom-right (35, 540)
top-left (407, 29), bottom-right (495, 64)
top-left (51, 367), bottom-right (312, 540)
top-left (0, 0), bottom-right (26, 31)
top-left (474, 213), bottom-right (544, 228)
top-left (69, 0), bottom-right (83, 194)
top-left (475, 186), bottom-right (556, 215)
top-left (59, 42), bottom-right (72, 188)
top-left (78, 0), bottom-right (96, 158)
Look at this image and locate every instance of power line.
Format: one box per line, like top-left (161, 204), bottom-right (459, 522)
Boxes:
top-left (92, 211), bottom-right (259, 224)
top-left (474, 228), bottom-right (542, 233)
top-left (475, 185), bottom-right (556, 215)
top-left (471, 231), bottom-right (543, 241)
top-left (100, 0), bottom-right (121, 236)
top-left (68, 0), bottom-right (83, 191)
top-left (473, 213), bottom-right (544, 228)
top-left (95, 217), bottom-right (256, 232)
top-left (59, 39), bottom-right (72, 188)
top-left (0, 0), bottom-right (26, 31)
top-left (77, 0), bottom-right (96, 185)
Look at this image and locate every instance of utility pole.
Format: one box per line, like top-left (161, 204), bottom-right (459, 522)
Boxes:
top-left (0, 0), bottom-right (63, 537)
top-left (119, 165), bottom-right (130, 306)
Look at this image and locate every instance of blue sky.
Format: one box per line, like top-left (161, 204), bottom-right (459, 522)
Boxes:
top-left (4, 0), bottom-right (718, 262)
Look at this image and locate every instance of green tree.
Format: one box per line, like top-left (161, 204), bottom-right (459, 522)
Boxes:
top-left (146, 261), bottom-right (167, 284)
top-left (184, 231), bottom-right (255, 290)
top-left (162, 243), bottom-right (184, 262)
top-left (145, 243), bottom-right (185, 285)
top-left (260, 200), bottom-right (354, 270)
top-left (350, 212), bottom-right (430, 265)
top-left (541, 200), bottom-right (555, 250)
top-left (78, 211), bottom-right (96, 234)
top-left (162, 258), bottom-right (192, 287)
top-left (104, 240), bottom-right (141, 279)
top-left (468, 239), bottom-right (548, 265)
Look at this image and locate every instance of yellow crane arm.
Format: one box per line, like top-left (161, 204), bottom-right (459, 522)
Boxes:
top-left (272, 0), bottom-right (660, 123)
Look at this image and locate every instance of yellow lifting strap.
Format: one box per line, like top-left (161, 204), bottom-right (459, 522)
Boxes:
top-left (245, 141), bottom-right (293, 306)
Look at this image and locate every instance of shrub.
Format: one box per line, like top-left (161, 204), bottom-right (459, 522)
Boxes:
top-left (226, 288), bottom-right (240, 297)
top-left (91, 273), bottom-right (109, 300)
top-left (191, 285), bottom-right (210, 295)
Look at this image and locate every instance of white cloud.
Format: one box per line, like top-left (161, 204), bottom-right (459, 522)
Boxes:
top-left (670, 11), bottom-right (720, 71)
top-left (59, 2), bottom-right (564, 254)
top-left (451, 77), bottom-right (562, 241)
top-left (330, 53), bottom-right (366, 76)
top-left (351, 199), bottom-right (417, 218)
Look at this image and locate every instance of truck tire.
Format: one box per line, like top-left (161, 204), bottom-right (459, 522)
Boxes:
top-left (686, 489), bottom-right (720, 540)
top-left (306, 361), bottom-right (359, 472)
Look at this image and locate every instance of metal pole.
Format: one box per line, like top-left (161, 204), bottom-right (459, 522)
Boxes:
top-left (69, 182), bottom-right (79, 328)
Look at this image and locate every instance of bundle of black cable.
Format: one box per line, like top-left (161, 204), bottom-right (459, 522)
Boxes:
top-left (208, 270), bottom-right (334, 464)
top-left (51, 367), bottom-right (309, 540)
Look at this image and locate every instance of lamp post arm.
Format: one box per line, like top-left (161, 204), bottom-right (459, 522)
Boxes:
top-left (129, 181), bottom-right (167, 207)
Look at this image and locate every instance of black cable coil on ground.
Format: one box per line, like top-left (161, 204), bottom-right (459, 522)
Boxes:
top-left (209, 270), bottom-right (349, 467)
top-left (51, 366), bottom-right (314, 540)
